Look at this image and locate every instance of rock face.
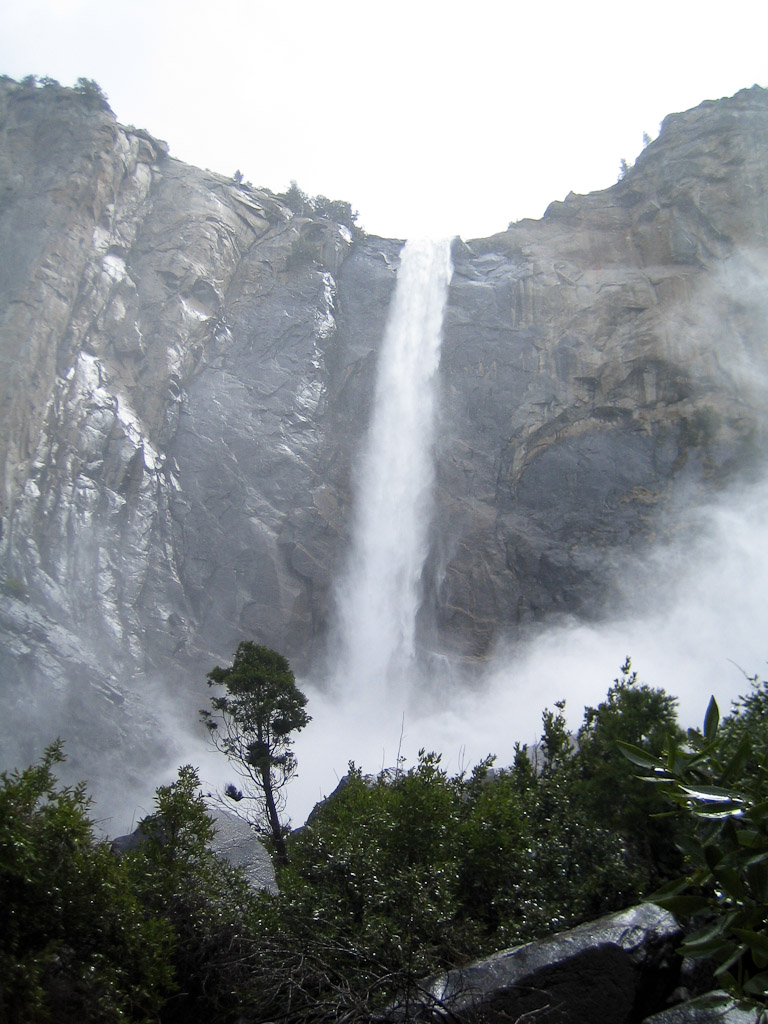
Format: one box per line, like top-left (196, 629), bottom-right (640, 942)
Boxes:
top-left (1, 77), bottom-right (767, 798)
top-left (644, 993), bottom-right (765, 1023)
top-left (431, 95), bottom-right (768, 657)
top-left (111, 805), bottom-right (277, 894)
top-left (396, 903), bottom-right (683, 1022)
top-left (395, 905), bottom-right (760, 1023)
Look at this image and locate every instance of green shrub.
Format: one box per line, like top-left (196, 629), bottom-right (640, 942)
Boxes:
top-left (2, 576), bottom-right (26, 600)
top-left (286, 235), bottom-right (321, 269)
top-left (0, 751), bottom-right (265, 1024)
top-left (281, 180), bottom-right (312, 215)
top-left (73, 77), bottom-right (111, 111)
top-left (576, 659), bottom-right (686, 886)
top-left (4, 661), bottom-right (738, 1022)
top-left (275, 673), bottom-right (682, 1018)
top-left (0, 742), bottom-right (174, 1023)
top-left (278, 180), bottom-right (365, 237)
top-left (620, 682), bottom-right (768, 1000)
top-left (122, 766), bottom-right (265, 1024)
top-left (312, 194), bottom-right (360, 233)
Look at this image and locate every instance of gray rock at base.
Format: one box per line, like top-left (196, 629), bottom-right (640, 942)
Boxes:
top-left (110, 803), bottom-right (277, 893)
top-left (206, 806), bottom-right (277, 893)
top-left (643, 992), bottom-right (765, 1024)
top-left (398, 903), bottom-right (682, 1023)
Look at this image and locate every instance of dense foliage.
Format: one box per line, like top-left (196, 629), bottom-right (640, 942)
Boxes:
top-left (279, 663), bottom-right (684, 989)
top-left (3, 663), bottom-right (767, 1022)
top-left (621, 678), bottom-right (768, 999)
top-left (16, 74), bottom-right (111, 111)
top-left (0, 742), bottom-right (173, 1023)
top-left (279, 179), bottom-right (363, 236)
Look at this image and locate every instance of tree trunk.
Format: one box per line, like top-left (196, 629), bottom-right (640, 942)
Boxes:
top-left (260, 766), bottom-right (288, 866)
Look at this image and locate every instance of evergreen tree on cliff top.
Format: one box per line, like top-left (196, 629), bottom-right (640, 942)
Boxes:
top-left (201, 642), bottom-right (310, 866)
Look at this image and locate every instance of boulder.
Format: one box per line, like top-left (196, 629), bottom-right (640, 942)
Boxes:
top-left (643, 992), bottom-right (765, 1024)
top-left (398, 903), bottom-right (683, 1023)
top-left (111, 803), bottom-right (277, 893)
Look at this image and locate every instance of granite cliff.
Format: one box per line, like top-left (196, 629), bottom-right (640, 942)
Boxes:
top-left (1, 76), bottom-right (766, 800)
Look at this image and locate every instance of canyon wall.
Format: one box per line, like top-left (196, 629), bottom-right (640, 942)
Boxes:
top-left (1, 77), bottom-right (766, 795)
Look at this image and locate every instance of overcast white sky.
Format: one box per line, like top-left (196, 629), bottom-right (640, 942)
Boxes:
top-left (1, 2), bottom-right (767, 238)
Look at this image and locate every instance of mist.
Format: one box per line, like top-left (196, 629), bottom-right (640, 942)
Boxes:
top-left (281, 472), bottom-right (768, 825)
top-left (111, 468), bottom-right (767, 836)
top-left (192, 243), bottom-right (768, 832)
top-left (285, 244), bottom-right (768, 826)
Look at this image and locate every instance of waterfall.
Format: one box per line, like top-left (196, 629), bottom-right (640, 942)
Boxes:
top-left (333, 237), bottom-right (454, 701)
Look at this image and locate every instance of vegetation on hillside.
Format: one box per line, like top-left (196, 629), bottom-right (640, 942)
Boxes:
top-left (279, 179), bottom-right (364, 238)
top-left (15, 74), bottom-right (112, 111)
top-left (2, 653), bottom-right (767, 1022)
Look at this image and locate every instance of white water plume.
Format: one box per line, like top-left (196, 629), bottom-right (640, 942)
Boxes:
top-left (331, 237), bottom-right (454, 702)
top-left (290, 473), bottom-right (768, 823)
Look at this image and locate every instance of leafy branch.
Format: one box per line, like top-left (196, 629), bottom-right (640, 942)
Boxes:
top-left (620, 689), bottom-right (768, 999)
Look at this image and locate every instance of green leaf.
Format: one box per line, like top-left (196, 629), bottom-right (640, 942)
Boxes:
top-left (732, 928), bottom-right (768, 957)
top-left (677, 835), bottom-right (711, 864)
top-left (655, 894), bottom-right (712, 916)
top-left (722, 733), bottom-right (752, 785)
top-left (732, 928), bottom-right (768, 970)
top-left (743, 971), bottom-right (768, 997)
top-left (746, 862), bottom-right (768, 902)
top-left (616, 741), bottom-right (661, 770)
top-left (682, 937), bottom-right (736, 960)
top-left (651, 877), bottom-right (691, 898)
top-left (713, 942), bottom-right (747, 978)
top-left (704, 696), bottom-right (720, 742)
top-left (691, 803), bottom-right (746, 819)
top-left (685, 920), bottom-right (730, 948)
top-left (736, 829), bottom-right (761, 848)
top-left (710, 865), bottom-right (746, 900)
top-left (704, 843), bottom-right (724, 870)
top-left (687, 729), bottom-right (707, 752)
top-left (680, 784), bottom-right (744, 804)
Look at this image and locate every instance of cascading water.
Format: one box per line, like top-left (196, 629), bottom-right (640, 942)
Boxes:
top-left (332, 237), bottom-right (454, 703)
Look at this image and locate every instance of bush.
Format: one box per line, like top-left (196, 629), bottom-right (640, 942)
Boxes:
top-left (286, 235), bottom-right (322, 269)
top-left (4, 662), bottom-right (737, 1021)
top-left (0, 742), bottom-right (174, 1023)
top-left (575, 659), bottom-right (685, 886)
top-left (122, 766), bottom-right (265, 1024)
top-left (278, 181), bottom-right (364, 238)
top-left (275, 675), bottom-right (680, 1018)
top-left (73, 77), bottom-right (111, 111)
top-left (281, 180), bottom-right (312, 215)
top-left (621, 681), bottom-right (768, 1000)
top-left (0, 750), bottom-right (267, 1024)
top-left (312, 194), bottom-right (360, 233)
top-left (2, 576), bottom-right (26, 600)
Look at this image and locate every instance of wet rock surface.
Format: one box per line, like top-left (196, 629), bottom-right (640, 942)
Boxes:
top-left (1, 78), bottom-right (768, 802)
top-left (643, 992), bottom-right (765, 1024)
top-left (111, 804), bottom-right (277, 893)
top-left (390, 905), bottom-right (765, 1023)
top-left (393, 903), bottom-right (683, 1023)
